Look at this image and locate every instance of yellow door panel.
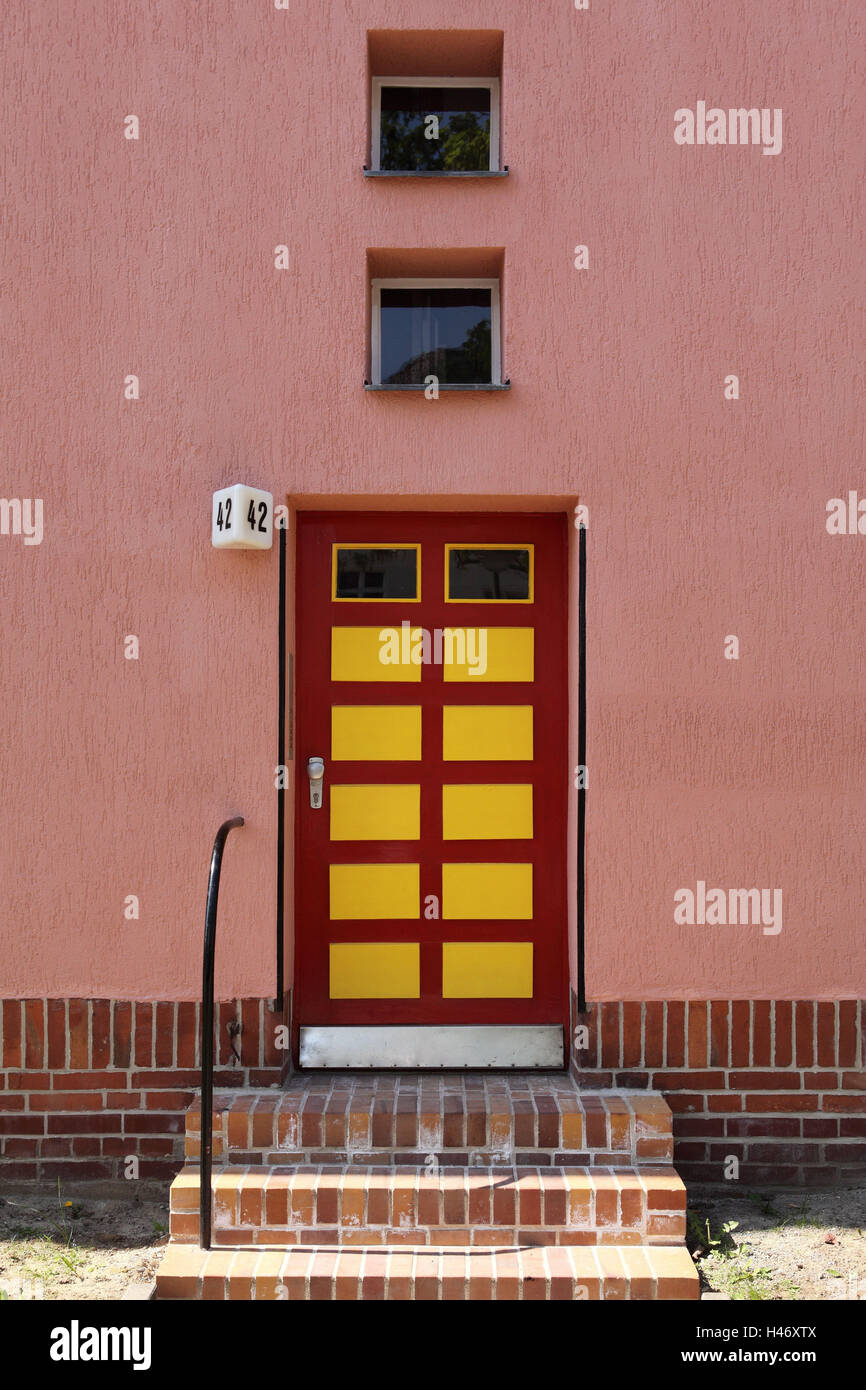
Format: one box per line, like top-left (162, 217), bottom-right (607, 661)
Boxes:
top-left (330, 785), bottom-right (420, 841)
top-left (330, 943), bottom-right (420, 998)
top-left (331, 627), bottom-right (422, 682)
top-left (442, 706), bottom-right (533, 761)
top-left (441, 863), bottom-right (533, 919)
top-left (329, 863), bottom-right (420, 919)
top-left (331, 705), bottom-right (422, 761)
top-left (442, 784), bottom-right (533, 840)
top-left (443, 627), bottom-right (534, 682)
top-left (442, 943), bottom-right (534, 998)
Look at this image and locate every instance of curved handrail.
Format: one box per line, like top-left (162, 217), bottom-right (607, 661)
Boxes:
top-left (200, 815), bottom-right (244, 1250)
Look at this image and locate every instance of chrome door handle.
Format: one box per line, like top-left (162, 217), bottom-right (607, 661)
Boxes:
top-left (306, 756), bottom-right (325, 809)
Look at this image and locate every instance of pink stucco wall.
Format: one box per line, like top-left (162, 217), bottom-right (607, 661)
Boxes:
top-left (1, 2), bottom-right (862, 1001)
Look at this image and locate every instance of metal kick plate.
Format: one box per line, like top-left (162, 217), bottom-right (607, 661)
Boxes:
top-left (298, 1025), bottom-right (564, 1069)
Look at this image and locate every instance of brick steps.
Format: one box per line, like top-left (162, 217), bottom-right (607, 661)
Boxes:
top-left (157, 1239), bottom-right (700, 1300)
top-left (157, 1078), bottom-right (698, 1299)
top-left (185, 1078), bottom-right (674, 1166)
top-left (169, 1162), bottom-right (687, 1246)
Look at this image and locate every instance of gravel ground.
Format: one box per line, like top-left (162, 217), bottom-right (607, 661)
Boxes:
top-left (688, 1185), bottom-right (866, 1301)
top-left (0, 1186), bottom-right (168, 1301)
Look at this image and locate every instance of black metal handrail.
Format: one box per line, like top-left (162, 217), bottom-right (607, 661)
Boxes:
top-left (200, 815), bottom-right (244, 1250)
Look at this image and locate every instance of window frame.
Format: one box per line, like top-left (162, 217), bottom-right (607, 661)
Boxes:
top-left (370, 277), bottom-right (502, 389)
top-left (370, 76), bottom-right (501, 173)
top-left (331, 542), bottom-right (422, 603)
top-left (444, 543), bottom-right (535, 604)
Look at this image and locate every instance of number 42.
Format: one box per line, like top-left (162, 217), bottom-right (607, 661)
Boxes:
top-left (248, 500), bottom-right (267, 533)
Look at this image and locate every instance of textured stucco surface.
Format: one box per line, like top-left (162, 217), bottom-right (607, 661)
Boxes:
top-left (1, 1), bottom-right (862, 999)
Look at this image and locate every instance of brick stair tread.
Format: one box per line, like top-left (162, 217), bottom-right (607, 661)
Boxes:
top-left (185, 1080), bottom-right (673, 1165)
top-left (156, 1239), bottom-right (699, 1299)
top-left (168, 1162), bottom-right (687, 1245)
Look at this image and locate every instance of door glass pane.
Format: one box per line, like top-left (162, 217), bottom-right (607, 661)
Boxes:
top-left (379, 85), bottom-right (491, 171)
top-left (447, 547), bottom-right (532, 600)
top-left (334, 546), bottom-right (418, 599)
top-left (380, 288), bottom-right (492, 385)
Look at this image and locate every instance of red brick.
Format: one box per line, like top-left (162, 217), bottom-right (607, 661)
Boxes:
top-left (113, 1001), bottom-right (132, 1069)
top-left (730, 1071), bottom-right (801, 1090)
top-left (241, 999), bottom-right (261, 1068)
top-left (155, 1002), bottom-right (175, 1068)
top-left (745, 1093), bottom-right (817, 1112)
top-left (752, 1001), bottom-right (771, 1066)
top-left (842, 1071), bottom-right (866, 1090)
top-left (621, 1002), bottom-right (642, 1068)
top-left (644, 1002), bottom-right (664, 1067)
top-left (1, 1001), bottom-right (23, 1069)
top-left (825, 1144), bottom-right (866, 1162)
top-left (600, 1002), bottom-right (620, 1067)
top-left (709, 1001), bottom-right (729, 1068)
top-left (3, 1138), bottom-right (40, 1156)
top-left (134, 1003), bottom-right (154, 1067)
top-left (838, 1002), bottom-right (858, 1068)
top-left (839, 1119), bottom-right (866, 1137)
top-left (795, 1002), bottom-right (814, 1067)
top-left (68, 999), bottom-right (89, 1069)
top-left (46, 1114), bottom-right (121, 1134)
top-left (0, 1095), bottom-right (26, 1111)
top-left (176, 1003), bottom-right (197, 1068)
top-left (30, 1093), bottom-right (105, 1111)
top-left (91, 1000), bottom-right (111, 1069)
top-left (686, 1002), bottom-right (708, 1067)
top-left (124, 1112), bottom-right (186, 1134)
top-left (774, 1001), bottom-right (793, 1067)
top-left (47, 1000), bottom-right (67, 1069)
top-left (817, 1002), bottom-right (836, 1068)
top-left (0, 1115), bottom-right (44, 1135)
top-left (666, 1002), bottom-right (685, 1067)
top-left (24, 1000), bottom-right (45, 1069)
top-left (52, 1071), bottom-right (117, 1090)
top-left (823, 1094), bottom-right (866, 1113)
top-left (730, 1001), bottom-right (750, 1066)
top-left (652, 1071), bottom-right (725, 1090)
top-left (802, 1118), bottom-right (837, 1137)
top-left (727, 1116), bottom-right (800, 1137)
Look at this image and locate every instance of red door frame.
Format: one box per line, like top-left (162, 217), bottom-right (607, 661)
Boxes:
top-left (292, 511), bottom-right (569, 1061)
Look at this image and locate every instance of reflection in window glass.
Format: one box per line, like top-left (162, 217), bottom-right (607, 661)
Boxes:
top-left (380, 86), bottom-right (491, 172)
top-left (335, 547), bottom-right (418, 599)
top-left (448, 549), bottom-right (531, 601)
top-left (380, 288), bottom-right (492, 386)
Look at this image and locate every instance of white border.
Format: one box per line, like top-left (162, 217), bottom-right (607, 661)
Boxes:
top-left (370, 277), bottom-right (502, 387)
top-left (300, 1025), bottom-right (563, 1068)
top-left (370, 76), bottom-right (501, 172)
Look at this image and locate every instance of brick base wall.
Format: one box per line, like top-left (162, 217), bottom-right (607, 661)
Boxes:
top-left (572, 998), bottom-right (866, 1184)
top-left (2, 996), bottom-right (863, 1185)
top-left (0, 998), bottom-right (288, 1181)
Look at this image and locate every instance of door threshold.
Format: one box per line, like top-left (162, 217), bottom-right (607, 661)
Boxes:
top-left (299, 1025), bottom-right (564, 1069)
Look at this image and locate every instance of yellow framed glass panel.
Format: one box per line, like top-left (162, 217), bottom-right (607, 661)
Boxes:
top-left (442, 627), bottom-right (534, 682)
top-left (331, 705), bottom-right (422, 761)
top-left (332, 544), bottom-right (421, 601)
top-left (329, 863), bottom-right (420, 919)
top-left (441, 863), bottom-right (533, 919)
top-left (442, 943), bottom-right (533, 998)
top-left (442, 784), bottom-right (532, 840)
top-left (442, 706), bottom-right (533, 761)
top-left (331, 626), bottom-right (422, 682)
top-left (330, 943), bottom-right (420, 998)
top-left (444, 544), bottom-right (534, 603)
top-left (330, 785), bottom-right (420, 841)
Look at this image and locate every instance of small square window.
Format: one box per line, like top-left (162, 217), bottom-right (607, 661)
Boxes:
top-left (445, 546), bottom-right (533, 602)
top-left (371, 279), bottom-right (501, 387)
top-left (332, 545), bottom-right (420, 601)
top-left (371, 78), bottom-right (500, 173)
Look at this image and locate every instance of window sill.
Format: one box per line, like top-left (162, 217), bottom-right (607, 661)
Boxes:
top-left (364, 382), bottom-right (511, 392)
top-left (363, 167), bottom-right (510, 179)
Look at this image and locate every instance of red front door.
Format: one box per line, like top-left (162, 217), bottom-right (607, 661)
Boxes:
top-left (294, 512), bottom-right (568, 1066)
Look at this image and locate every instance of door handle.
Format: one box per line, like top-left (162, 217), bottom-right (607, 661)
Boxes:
top-left (306, 756), bottom-right (325, 809)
